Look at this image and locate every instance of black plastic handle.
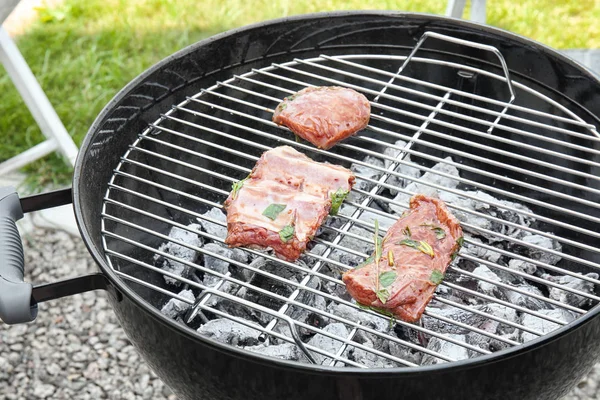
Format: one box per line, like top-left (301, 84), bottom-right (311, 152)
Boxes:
top-left (0, 187), bottom-right (38, 324)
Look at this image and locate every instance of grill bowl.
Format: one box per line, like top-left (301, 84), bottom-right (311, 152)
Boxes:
top-left (74, 11), bottom-right (600, 400)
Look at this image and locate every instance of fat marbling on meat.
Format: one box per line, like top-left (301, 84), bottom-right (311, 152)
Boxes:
top-left (224, 146), bottom-right (355, 261)
top-left (342, 194), bottom-right (463, 322)
top-left (272, 86), bottom-right (371, 150)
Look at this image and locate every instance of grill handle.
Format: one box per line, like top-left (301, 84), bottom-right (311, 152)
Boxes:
top-left (0, 187), bottom-right (37, 324)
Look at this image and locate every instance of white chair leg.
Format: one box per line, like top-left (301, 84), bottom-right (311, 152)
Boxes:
top-left (470, 0), bottom-right (487, 24)
top-left (0, 26), bottom-right (78, 172)
top-left (0, 139), bottom-right (57, 176)
top-left (446, 0), bottom-right (467, 19)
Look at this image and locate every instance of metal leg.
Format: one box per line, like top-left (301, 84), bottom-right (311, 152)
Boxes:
top-left (470, 0), bottom-right (487, 24)
top-left (446, 0), bottom-right (467, 19)
top-left (0, 26), bottom-right (78, 174)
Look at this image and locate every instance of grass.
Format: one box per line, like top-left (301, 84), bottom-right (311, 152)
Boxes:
top-left (1, 0), bottom-right (599, 189)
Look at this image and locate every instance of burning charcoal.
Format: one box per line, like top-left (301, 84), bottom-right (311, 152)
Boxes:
top-left (346, 339), bottom-right (396, 368)
top-left (197, 319), bottom-right (261, 347)
top-left (197, 207), bottom-right (227, 239)
top-left (390, 157), bottom-right (460, 213)
top-left (347, 156), bottom-right (385, 203)
top-left (202, 243), bottom-right (232, 287)
top-left (245, 343), bottom-right (303, 361)
top-left (508, 259), bottom-right (537, 275)
top-left (155, 224), bottom-right (203, 285)
top-left (307, 323), bottom-right (349, 365)
top-left (520, 309), bottom-right (575, 342)
top-left (388, 340), bottom-right (423, 366)
top-left (438, 192), bottom-right (494, 239)
top-left (324, 280), bottom-right (352, 302)
top-left (484, 303), bottom-right (518, 335)
top-left (466, 330), bottom-right (516, 354)
top-left (422, 306), bottom-right (489, 335)
top-left (300, 243), bottom-right (327, 268)
top-left (160, 289), bottom-right (195, 319)
top-left (383, 140), bottom-right (422, 196)
top-left (288, 277), bottom-right (330, 338)
top-left (327, 303), bottom-right (391, 352)
top-left (230, 248), bottom-right (249, 264)
top-left (356, 210), bottom-right (397, 232)
top-left (421, 334), bottom-right (470, 365)
top-left (542, 272), bottom-right (599, 308)
top-left (505, 284), bottom-right (550, 311)
top-left (472, 265), bottom-right (505, 299)
top-left (461, 236), bottom-right (502, 264)
top-left (511, 233), bottom-right (562, 266)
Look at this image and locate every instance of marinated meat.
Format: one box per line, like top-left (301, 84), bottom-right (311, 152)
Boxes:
top-left (272, 86), bottom-right (371, 150)
top-left (224, 146), bottom-right (355, 261)
top-left (342, 195), bottom-right (463, 322)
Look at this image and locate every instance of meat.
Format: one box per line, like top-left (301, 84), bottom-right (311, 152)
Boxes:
top-left (342, 195), bottom-right (463, 322)
top-left (272, 86), bottom-right (371, 150)
top-left (223, 146), bottom-right (355, 261)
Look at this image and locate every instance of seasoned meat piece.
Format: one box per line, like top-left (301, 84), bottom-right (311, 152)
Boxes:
top-left (272, 86), bottom-right (370, 150)
top-left (342, 195), bottom-right (463, 322)
top-left (224, 146), bottom-right (355, 261)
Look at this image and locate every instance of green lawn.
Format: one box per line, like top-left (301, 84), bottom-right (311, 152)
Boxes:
top-left (2, 0), bottom-right (599, 189)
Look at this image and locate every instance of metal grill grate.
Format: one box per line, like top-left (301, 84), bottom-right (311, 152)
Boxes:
top-left (101, 41), bottom-right (600, 368)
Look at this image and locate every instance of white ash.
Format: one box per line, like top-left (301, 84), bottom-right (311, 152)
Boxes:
top-left (307, 323), bottom-right (349, 365)
top-left (505, 284), bottom-right (550, 311)
top-left (289, 277), bottom-right (330, 338)
top-left (229, 247), bottom-right (249, 264)
top-left (390, 156), bottom-right (460, 213)
top-left (155, 224), bottom-right (203, 285)
top-left (347, 156), bottom-right (385, 203)
top-left (197, 207), bottom-right (227, 239)
top-left (202, 243), bottom-right (232, 286)
top-left (472, 265), bottom-right (505, 299)
top-left (245, 343), bottom-right (304, 361)
top-left (355, 210), bottom-right (397, 232)
top-left (508, 259), bottom-right (538, 275)
top-left (461, 236), bottom-right (502, 264)
top-left (543, 272), bottom-right (599, 308)
top-left (160, 289), bottom-right (195, 319)
top-left (326, 303), bottom-right (391, 352)
top-left (382, 140), bottom-right (422, 195)
top-left (197, 319), bottom-right (261, 347)
top-left (521, 309), bottom-right (576, 342)
top-left (346, 339), bottom-right (396, 368)
top-left (511, 233), bottom-right (563, 266)
top-left (388, 340), bottom-right (423, 366)
top-left (300, 243), bottom-right (327, 267)
top-left (421, 334), bottom-right (470, 365)
top-left (422, 306), bottom-right (489, 335)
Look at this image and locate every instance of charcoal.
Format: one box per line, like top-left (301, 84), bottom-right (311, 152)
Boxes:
top-left (438, 192), bottom-right (494, 238)
top-left (521, 309), bottom-right (575, 342)
top-left (346, 339), bottom-right (396, 368)
top-left (511, 233), bottom-right (562, 266)
top-left (307, 323), bottom-right (349, 365)
top-left (327, 303), bottom-right (391, 352)
top-left (461, 236), bottom-right (502, 264)
top-left (230, 248), bottom-right (249, 264)
top-left (542, 272), bottom-right (599, 308)
top-left (383, 141), bottom-right (422, 196)
top-left (160, 289), bottom-right (195, 319)
top-left (505, 284), bottom-right (550, 311)
top-left (289, 277), bottom-right (330, 337)
top-left (421, 334), bottom-right (469, 365)
top-left (508, 259), bottom-right (537, 275)
top-left (155, 224), bottom-right (203, 285)
top-left (356, 210), bottom-right (397, 232)
top-left (338, 204), bottom-right (358, 218)
top-left (300, 243), bottom-right (327, 268)
top-left (197, 207), bottom-right (227, 239)
top-left (484, 303), bottom-right (518, 335)
top-left (390, 157), bottom-right (460, 213)
top-left (422, 306), bottom-right (489, 335)
top-left (202, 243), bottom-right (232, 287)
top-left (472, 265), bottom-right (505, 299)
top-left (204, 281), bottom-right (238, 307)
top-left (347, 156), bottom-right (385, 203)
top-left (466, 330), bottom-right (516, 354)
top-left (197, 319), bottom-right (261, 347)
top-left (388, 340), bottom-right (423, 366)
top-left (324, 280), bottom-right (353, 302)
top-left (245, 343), bottom-right (303, 361)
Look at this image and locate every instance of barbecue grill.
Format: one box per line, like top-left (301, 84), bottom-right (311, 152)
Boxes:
top-left (1, 11), bottom-right (600, 400)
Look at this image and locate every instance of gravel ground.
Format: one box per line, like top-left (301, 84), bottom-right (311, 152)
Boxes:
top-left (0, 227), bottom-right (598, 399)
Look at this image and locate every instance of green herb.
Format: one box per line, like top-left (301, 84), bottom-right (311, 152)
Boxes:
top-left (430, 269), bottom-right (444, 285)
top-left (295, 134), bottom-right (300, 143)
top-left (398, 239), bottom-right (435, 258)
top-left (279, 225), bottom-right (295, 243)
top-left (420, 223), bottom-right (446, 239)
top-left (376, 289), bottom-right (390, 304)
top-left (358, 303), bottom-right (396, 328)
top-left (355, 255), bottom-right (374, 269)
top-left (262, 203), bottom-right (286, 220)
top-left (231, 177), bottom-right (248, 200)
top-left (374, 220), bottom-right (383, 261)
top-left (387, 250), bottom-right (394, 267)
top-left (451, 236), bottom-right (464, 261)
top-left (379, 271), bottom-right (397, 288)
top-left (329, 188), bottom-right (349, 216)
top-left (401, 226), bottom-right (411, 237)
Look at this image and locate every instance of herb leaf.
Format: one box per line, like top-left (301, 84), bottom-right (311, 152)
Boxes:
top-left (231, 177), bottom-right (248, 200)
top-left (376, 288), bottom-right (390, 304)
top-left (402, 226), bottom-right (411, 237)
top-left (420, 223), bottom-right (446, 239)
top-left (430, 269), bottom-right (444, 285)
top-left (355, 255), bottom-right (374, 269)
top-left (457, 236), bottom-right (464, 248)
top-left (398, 239), bottom-right (435, 258)
top-left (329, 188), bottom-right (349, 216)
top-left (279, 225), bottom-right (295, 243)
top-left (262, 203), bottom-right (287, 220)
top-left (379, 271), bottom-right (397, 288)
top-left (374, 220), bottom-right (382, 261)
top-left (358, 303), bottom-right (396, 328)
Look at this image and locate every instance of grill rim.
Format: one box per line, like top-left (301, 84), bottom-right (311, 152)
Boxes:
top-left (74, 10), bottom-right (600, 374)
